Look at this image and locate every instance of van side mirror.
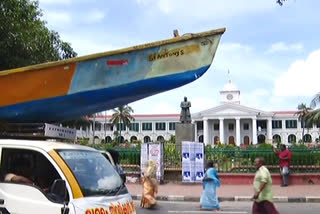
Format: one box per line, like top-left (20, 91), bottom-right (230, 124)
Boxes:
top-left (50, 179), bottom-right (68, 203)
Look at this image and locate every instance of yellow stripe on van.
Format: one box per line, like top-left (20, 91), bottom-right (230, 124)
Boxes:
top-left (49, 150), bottom-right (83, 199)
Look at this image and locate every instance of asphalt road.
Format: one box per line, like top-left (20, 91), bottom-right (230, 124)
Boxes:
top-left (134, 200), bottom-right (320, 214)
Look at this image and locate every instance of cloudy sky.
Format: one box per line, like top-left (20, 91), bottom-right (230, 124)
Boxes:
top-left (39, 0), bottom-right (320, 115)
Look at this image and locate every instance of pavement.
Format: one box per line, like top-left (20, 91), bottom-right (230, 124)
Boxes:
top-left (126, 183), bottom-right (320, 203)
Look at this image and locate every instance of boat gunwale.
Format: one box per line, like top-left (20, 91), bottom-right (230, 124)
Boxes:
top-left (0, 28), bottom-right (226, 77)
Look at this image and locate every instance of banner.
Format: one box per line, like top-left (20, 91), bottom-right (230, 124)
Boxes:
top-left (141, 142), bottom-right (164, 182)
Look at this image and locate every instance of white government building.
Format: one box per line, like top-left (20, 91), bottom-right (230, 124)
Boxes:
top-left (77, 80), bottom-right (318, 145)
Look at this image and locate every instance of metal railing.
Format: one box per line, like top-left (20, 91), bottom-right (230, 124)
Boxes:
top-left (93, 144), bottom-right (320, 173)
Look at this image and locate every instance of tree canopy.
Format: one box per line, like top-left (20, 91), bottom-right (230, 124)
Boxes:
top-left (0, 0), bottom-right (77, 71)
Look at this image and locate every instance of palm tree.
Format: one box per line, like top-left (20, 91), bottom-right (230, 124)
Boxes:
top-left (295, 103), bottom-right (312, 143)
top-left (303, 93), bottom-right (320, 137)
top-left (110, 105), bottom-right (135, 144)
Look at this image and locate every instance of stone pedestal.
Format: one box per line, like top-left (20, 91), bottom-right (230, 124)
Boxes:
top-left (175, 123), bottom-right (195, 146)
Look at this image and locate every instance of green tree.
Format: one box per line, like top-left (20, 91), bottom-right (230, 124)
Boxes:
top-left (0, 0), bottom-right (77, 71)
top-left (304, 93), bottom-right (320, 131)
top-left (295, 103), bottom-right (312, 143)
top-left (110, 105), bottom-right (134, 144)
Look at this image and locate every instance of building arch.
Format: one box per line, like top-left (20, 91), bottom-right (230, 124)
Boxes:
top-left (199, 135), bottom-right (204, 143)
top-left (273, 134), bottom-right (281, 144)
top-left (244, 136), bottom-right (250, 145)
top-left (288, 134), bottom-right (296, 144)
top-left (144, 136), bottom-right (151, 143)
top-left (119, 136), bottom-right (125, 143)
top-left (157, 136), bottom-right (165, 142)
top-left (105, 136), bottom-right (112, 143)
top-left (228, 136), bottom-right (235, 145)
top-left (303, 134), bottom-right (312, 143)
top-left (258, 134), bottom-right (265, 144)
top-left (130, 136), bottom-right (137, 142)
top-left (214, 136), bottom-right (219, 145)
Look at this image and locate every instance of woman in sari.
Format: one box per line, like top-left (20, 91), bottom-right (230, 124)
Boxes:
top-left (140, 161), bottom-right (158, 208)
top-left (200, 161), bottom-right (220, 211)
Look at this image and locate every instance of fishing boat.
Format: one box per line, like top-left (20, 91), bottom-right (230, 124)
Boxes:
top-left (0, 28), bottom-right (225, 123)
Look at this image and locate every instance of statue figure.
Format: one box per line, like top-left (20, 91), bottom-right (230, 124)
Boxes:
top-left (180, 97), bottom-right (191, 123)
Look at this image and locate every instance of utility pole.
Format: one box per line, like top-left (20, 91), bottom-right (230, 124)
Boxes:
top-left (93, 114), bottom-right (96, 144)
top-left (104, 111), bottom-right (107, 142)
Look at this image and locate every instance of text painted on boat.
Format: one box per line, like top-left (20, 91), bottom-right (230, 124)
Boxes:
top-left (148, 44), bottom-right (200, 62)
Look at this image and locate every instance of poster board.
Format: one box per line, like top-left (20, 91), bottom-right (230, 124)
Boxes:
top-left (182, 141), bottom-right (204, 183)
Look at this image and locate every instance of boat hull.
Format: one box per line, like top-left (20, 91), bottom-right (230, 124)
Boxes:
top-left (0, 28), bottom-right (225, 122)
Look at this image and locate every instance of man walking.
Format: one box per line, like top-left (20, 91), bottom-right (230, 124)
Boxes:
top-left (252, 157), bottom-right (280, 214)
top-left (273, 144), bottom-right (292, 187)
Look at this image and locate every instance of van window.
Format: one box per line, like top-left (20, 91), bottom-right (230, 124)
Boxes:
top-left (57, 150), bottom-right (127, 197)
top-left (0, 148), bottom-right (66, 202)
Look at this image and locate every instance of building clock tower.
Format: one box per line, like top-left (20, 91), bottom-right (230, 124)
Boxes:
top-left (220, 79), bottom-right (240, 104)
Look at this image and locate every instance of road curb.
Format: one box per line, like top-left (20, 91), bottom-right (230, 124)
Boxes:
top-left (132, 195), bottom-right (320, 203)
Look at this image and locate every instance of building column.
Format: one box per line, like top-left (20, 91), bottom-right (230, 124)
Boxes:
top-left (219, 118), bottom-right (224, 144)
top-left (282, 119), bottom-right (286, 143)
top-left (236, 117), bottom-right (241, 146)
top-left (267, 118), bottom-right (272, 144)
top-left (252, 117), bottom-right (257, 145)
top-left (203, 118), bottom-right (209, 145)
top-left (193, 120), bottom-right (198, 142)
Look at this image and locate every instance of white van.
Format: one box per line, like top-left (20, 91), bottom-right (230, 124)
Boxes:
top-left (0, 139), bottom-right (136, 214)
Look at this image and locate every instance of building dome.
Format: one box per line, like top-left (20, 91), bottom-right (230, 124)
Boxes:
top-left (222, 80), bottom-right (238, 91)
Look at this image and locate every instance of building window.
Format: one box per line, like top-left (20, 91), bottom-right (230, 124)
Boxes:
top-left (169, 122), bottom-right (176, 131)
top-left (144, 136), bottom-right (151, 143)
top-left (303, 134), bottom-right (312, 143)
top-left (94, 123), bottom-right (102, 131)
top-left (301, 121), bottom-right (313, 129)
top-left (105, 136), bottom-right (112, 143)
top-left (130, 136), bottom-right (137, 142)
top-left (257, 120), bottom-right (267, 129)
top-left (288, 134), bottom-right (296, 143)
top-left (214, 123), bottom-right (219, 131)
top-left (157, 136), bottom-right (165, 142)
top-left (273, 134), bottom-right (281, 143)
top-left (156, 122), bottom-right (166, 130)
top-left (199, 135), bottom-right (204, 142)
top-left (104, 123), bottom-right (114, 131)
top-left (129, 123), bottom-right (139, 132)
top-left (142, 122), bottom-right (152, 131)
top-left (243, 123), bottom-right (249, 130)
top-left (228, 123), bottom-right (234, 130)
top-left (272, 120), bottom-right (282, 129)
top-left (116, 123), bottom-right (126, 131)
top-left (286, 120), bottom-right (297, 129)
top-left (197, 121), bottom-right (203, 130)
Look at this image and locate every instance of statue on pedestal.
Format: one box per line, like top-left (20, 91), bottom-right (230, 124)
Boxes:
top-left (180, 97), bottom-right (191, 123)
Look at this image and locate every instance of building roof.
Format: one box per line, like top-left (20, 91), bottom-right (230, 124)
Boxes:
top-left (93, 114), bottom-right (180, 119)
top-left (272, 111), bottom-right (297, 115)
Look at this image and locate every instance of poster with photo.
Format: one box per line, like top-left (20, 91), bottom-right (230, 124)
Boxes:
top-left (182, 141), bottom-right (191, 162)
top-left (148, 143), bottom-right (163, 182)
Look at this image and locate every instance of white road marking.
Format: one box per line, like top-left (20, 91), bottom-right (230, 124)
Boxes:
top-left (168, 211), bottom-right (248, 214)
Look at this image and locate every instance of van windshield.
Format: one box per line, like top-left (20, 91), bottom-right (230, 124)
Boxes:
top-left (57, 150), bottom-right (127, 197)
